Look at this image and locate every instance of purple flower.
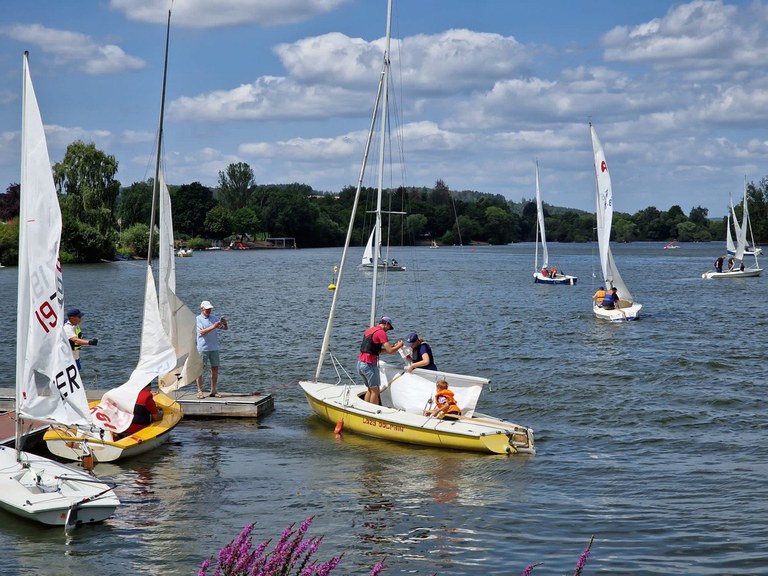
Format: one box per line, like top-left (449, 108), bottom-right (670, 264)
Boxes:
top-left (573, 536), bottom-right (594, 576)
top-left (521, 562), bottom-right (542, 576)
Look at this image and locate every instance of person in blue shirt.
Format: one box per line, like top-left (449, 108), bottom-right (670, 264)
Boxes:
top-left (196, 300), bottom-right (228, 398)
top-left (404, 332), bottom-right (437, 372)
top-left (601, 287), bottom-right (619, 310)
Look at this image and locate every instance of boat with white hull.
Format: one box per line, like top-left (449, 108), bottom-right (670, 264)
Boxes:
top-left (533, 161), bottom-right (577, 285)
top-left (590, 123), bottom-right (642, 321)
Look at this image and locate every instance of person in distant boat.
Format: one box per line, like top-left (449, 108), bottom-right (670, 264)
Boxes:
top-left (391, 259), bottom-right (398, 267)
top-left (739, 261), bottom-right (745, 271)
top-left (123, 383), bottom-right (163, 435)
top-left (358, 316), bottom-right (404, 406)
top-left (196, 300), bottom-right (228, 399)
top-left (424, 379), bottom-right (461, 420)
top-left (540, 266), bottom-right (549, 277)
top-left (63, 308), bottom-right (98, 371)
top-left (592, 286), bottom-right (606, 307)
top-left (549, 266), bottom-right (558, 277)
top-left (714, 255), bottom-right (725, 273)
top-left (602, 287), bottom-right (619, 310)
top-left (727, 257), bottom-right (735, 271)
top-left (404, 333), bottom-right (437, 372)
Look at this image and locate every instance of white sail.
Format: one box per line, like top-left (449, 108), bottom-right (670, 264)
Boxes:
top-left (157, 171), bottom-right (203, 393)
top-left (534, 161), bottom-right (549, 270)
top-left (17, 53), bottom-right (92, 428)
top-left (735, 188), bottom-right (748, 261)
top-left (726, 210), bottom-right (736, 256)
top-left (92, 266), bottom-right (177, 434)
top-left (590, 124), bottom-right (635, 304)
top-left (591, 125), bottom-right (613, 286)
top-left (362, 227), bottom-right (381, 267)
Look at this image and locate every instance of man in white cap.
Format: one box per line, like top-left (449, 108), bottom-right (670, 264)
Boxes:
top-left (357, 316), bottom-right (403, 405)
top-left (196, 300), bottom-right (228, 398)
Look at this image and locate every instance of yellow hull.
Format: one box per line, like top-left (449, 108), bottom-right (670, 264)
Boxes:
top-left (300, 381), bottom-right (534, 455)
top-left (43, 393), bottom-right (183, 463)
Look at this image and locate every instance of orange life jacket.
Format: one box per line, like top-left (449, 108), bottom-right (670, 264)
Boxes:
top-left (434, 389), bottom-right (461, 416)
top-left (594, 289), bottom-right (606, 301)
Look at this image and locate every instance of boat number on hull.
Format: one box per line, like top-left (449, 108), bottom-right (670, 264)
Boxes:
top-left (362, 417), bottom-right (404, 433)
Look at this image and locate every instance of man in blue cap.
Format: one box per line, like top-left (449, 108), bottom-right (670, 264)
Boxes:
top-left (63, 308), bottom-right (98, 371)
top-left (358, 316), bottom-right (404, 405)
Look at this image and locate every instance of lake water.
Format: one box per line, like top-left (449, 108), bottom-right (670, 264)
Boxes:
top-left (0, 242), bottom-right (766, 575)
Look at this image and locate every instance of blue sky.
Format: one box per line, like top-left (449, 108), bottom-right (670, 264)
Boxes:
top-left (1, 0), bottom-right (767, 216)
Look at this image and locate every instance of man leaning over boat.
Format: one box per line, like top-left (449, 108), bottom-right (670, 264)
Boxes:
top-left (357, 316), bottom-right (404, 406)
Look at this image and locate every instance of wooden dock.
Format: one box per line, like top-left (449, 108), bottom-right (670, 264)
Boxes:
top-left (0, 387), bottom-right (274, 421)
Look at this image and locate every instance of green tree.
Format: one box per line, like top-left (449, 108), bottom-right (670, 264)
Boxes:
top-left (484, 206), bottom-right (514, 245)
top-left (204, 205), bottom-right (234, 239)
top-left (0, 217), bottom-right (19, 266)
top-left (117, 180), bottom-right (153, 228)
top-left (172, 182), bottom-right (217, 237)
top-left (53, 141), bottom-right (120, 261)
top-left (0, 183), bottom-right (20, 221)
top-left (231, 207), bottom-right (260, 237)
top-left (217, 162), bottom-right (256, 211)
top-left (121, 223), bottom-right (151, 259)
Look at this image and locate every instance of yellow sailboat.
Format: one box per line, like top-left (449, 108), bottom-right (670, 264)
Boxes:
top-left (299, 0), bottom-right (534, 456)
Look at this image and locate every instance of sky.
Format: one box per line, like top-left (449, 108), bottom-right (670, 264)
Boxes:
top-left (2, 0), bottom-right (768, 217)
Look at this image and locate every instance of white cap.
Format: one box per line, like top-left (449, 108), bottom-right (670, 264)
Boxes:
top-left (200, 300), bottom-right (213, 309)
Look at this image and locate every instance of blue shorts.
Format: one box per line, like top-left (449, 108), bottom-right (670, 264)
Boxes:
top-left (357, 360), bottom-right (380, 389)
top-left (200, 351), bottom-right (220, 368)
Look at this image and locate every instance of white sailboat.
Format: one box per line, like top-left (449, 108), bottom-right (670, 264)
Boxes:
top-left (299, 0), bottom-right (535, 456)
top-left (590, 123), bottom-right (642, 321)
top-left (361, 228), bottom-right (406, 271)
top-left (703, 184), bottom-right (762, 279)
top-left (0, 52), bottom-right (119, 527)
top-left (45, 11), bottom-right (185, 462)
top-left (532, 161), bottom-right (577, 285)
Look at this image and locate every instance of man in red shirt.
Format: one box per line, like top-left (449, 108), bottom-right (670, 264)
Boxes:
top-left (357, 316), bottom-right (404, 405)
top-left (123, 384), bottom-right (163, 435)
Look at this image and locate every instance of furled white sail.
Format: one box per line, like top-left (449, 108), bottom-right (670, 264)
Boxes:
top-left (17, 55), bottom-right (92, 428)
top-left (157, 170), bottom-right (203, 393)
top-left (534, 161), bottom-right (549, 270)
top-left (726, 211), bottom-right (736, 257)
top-left (92, 266), bottom-right (177, 434)
top-left (591, 124), bottom-right (635, 304)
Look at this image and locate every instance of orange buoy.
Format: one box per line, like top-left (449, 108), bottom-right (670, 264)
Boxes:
top-left (334, 419), bottom-right (344, 434)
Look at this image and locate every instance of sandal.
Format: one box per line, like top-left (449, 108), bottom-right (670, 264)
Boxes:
top-left (197, 391), bottom-right (205, 399)
top-left (209, 393), bottom-right (223, 398)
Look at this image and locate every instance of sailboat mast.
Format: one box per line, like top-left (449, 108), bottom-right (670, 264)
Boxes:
top-left (15, 52), bottom-right (31, 454)
top-left (313, 8), bottom-right (388, 380)
top-left (147, 9), bottom-right (171, 265)
top-left (370, 0), bottom-right (393, 326)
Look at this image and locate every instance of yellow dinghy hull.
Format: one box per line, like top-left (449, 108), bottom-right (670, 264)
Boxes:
top-left (299, 381), bottom-right (534, 455)
top-left (43, 393), bottom-right (182, 463)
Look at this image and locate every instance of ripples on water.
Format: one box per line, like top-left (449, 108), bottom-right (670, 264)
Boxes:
top-left (1, 242), bottom-right (766, 575)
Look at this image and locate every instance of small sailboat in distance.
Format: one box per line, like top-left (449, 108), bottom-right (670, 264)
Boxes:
top-left (532, 161), bottom-right (577, 285)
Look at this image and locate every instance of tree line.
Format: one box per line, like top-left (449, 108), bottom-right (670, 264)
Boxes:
top-left (1, 140), bottom-right (767, 264)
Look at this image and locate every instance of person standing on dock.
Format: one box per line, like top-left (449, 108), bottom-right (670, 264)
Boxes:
top-left (63, 308), bottom-right (97, 371)
top-left (196, 300), bottom-right (228, 398)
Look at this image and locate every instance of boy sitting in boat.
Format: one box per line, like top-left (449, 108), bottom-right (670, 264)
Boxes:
top-left (424, 379), bottom-right (462, 421)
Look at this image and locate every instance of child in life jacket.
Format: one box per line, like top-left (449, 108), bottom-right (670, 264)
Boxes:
top-left (424, 379), bottom-right (462, 420)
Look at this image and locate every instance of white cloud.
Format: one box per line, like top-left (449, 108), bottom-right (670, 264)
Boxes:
top-left (0, 24), bottom-right (144, 74)
top-left (169, 75), bottom-right (366, 121)
top-left (110, 0), bottom-right (351, 28)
